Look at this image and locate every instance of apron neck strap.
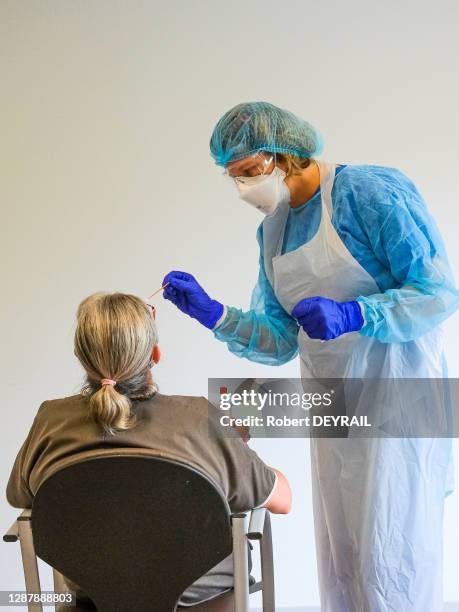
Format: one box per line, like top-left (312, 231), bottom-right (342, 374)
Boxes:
top-left (314, 159), bottom-right (336, 217)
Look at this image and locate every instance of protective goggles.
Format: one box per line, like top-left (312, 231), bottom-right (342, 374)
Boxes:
top-left (223, 152), bottom-right (274, 182)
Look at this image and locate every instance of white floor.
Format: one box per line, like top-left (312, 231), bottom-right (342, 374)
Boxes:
top-left (254, 606), bottom-right (459, 612)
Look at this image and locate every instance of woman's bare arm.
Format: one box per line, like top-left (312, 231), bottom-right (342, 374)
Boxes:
top-left (262, 467), bottom-right (292, 514)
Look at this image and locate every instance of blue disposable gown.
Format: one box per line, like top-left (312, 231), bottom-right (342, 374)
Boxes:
top-left (214, 165), bottom-right (459, 360)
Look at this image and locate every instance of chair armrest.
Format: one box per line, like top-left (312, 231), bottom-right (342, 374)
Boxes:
top-left (247, 507), bottom-right (266, 540)
top-left (230, 513), bottom-right (250, 612)
top-left (3, 521), bottom-right (18, 543)
top-left (3, 510), bottom-right (31, 543)
top-left (230, 509), bottom-right (275, 610)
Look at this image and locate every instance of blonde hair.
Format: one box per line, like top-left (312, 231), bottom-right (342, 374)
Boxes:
top-left (276, 153), bottom-right (312, 177)
top-left (74, 292), bottom-right (158, 435)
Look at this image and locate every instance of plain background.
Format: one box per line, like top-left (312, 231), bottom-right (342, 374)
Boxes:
top-left (1, 1), bottom-right (459, 609)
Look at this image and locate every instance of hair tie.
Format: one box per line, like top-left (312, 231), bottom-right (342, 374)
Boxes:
top-left (101, 378), bottom-right (117, 387)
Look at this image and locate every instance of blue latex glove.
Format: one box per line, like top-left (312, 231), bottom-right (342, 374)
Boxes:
top-left (162, 271), bottom-right (224, 330)
top-left (291, 296), bottom-right (364, 341)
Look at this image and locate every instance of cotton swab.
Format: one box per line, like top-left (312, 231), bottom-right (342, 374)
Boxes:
top-left (148, 282), bottom-right (170, 299)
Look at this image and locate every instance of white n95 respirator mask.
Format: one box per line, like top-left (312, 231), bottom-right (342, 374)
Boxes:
top-left (235, 166), bottom-right (290, 215)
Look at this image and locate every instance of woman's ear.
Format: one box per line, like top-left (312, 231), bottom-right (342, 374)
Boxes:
top-left (152, 344), bottom-right (161, 365)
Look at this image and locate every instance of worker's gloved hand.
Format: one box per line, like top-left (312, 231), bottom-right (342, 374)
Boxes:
top-left (162, 271), bottom-right (224, 330)
top-left (291, 296), bottom-right (364, 341)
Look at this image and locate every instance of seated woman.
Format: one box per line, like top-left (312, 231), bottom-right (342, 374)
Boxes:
top-left (6, 292), bottom-right (292, 607)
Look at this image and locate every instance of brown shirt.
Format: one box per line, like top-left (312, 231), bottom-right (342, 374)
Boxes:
top-left (6, 392), bottom-right (276, 513)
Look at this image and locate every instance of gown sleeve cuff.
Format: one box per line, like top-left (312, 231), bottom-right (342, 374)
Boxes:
top-left (212, 305), bottom-right (228, 330)
top-left (356, 299), bottom-right (367, 326)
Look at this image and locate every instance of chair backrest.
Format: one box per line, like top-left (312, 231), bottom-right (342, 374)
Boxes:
top-left (31, 454), bottom-right (233, 612)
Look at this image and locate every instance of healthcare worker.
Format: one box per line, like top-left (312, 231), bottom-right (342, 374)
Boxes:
top-left (163, 102), bottom-right (459, 611)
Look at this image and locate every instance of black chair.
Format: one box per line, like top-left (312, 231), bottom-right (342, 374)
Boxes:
top-left (3, 452), bottom-right (275, 612)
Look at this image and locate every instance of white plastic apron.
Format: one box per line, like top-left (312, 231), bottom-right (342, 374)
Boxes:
top-left (262, 160), bottom-right (452, 612)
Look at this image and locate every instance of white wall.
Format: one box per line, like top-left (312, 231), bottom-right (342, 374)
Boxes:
top-left (1, 1), bottom-right (459, 608)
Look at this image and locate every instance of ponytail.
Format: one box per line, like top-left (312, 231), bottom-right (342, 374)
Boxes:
top-left (89, 384), bottom-right (136, 435)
